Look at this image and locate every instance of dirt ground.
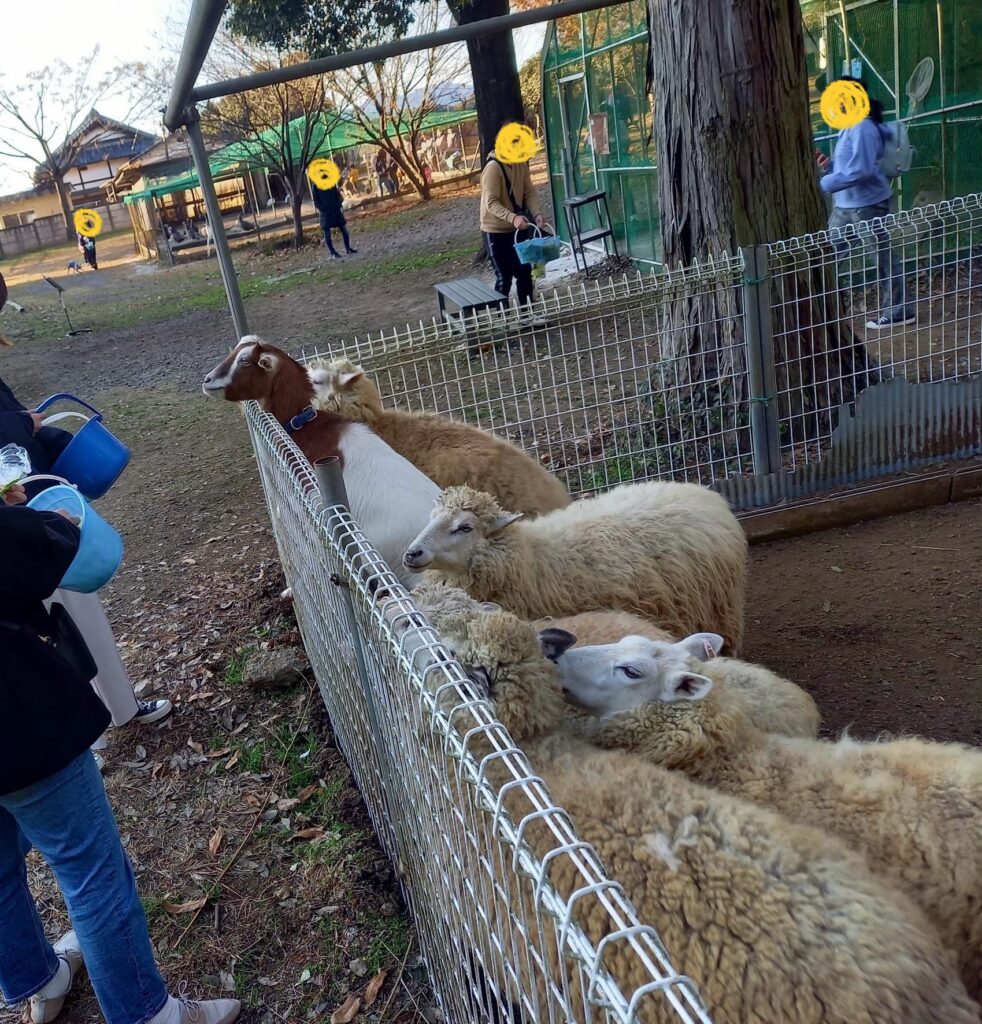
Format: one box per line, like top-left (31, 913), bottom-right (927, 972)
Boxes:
top-left (1, 172), bottom-right (981, 1021)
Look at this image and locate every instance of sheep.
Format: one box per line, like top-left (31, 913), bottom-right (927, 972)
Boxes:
top-left (308, 356), bottom-right (570, 517)
top-left (558, 633), bottom-right (982, 997)
top-left (203, 336), bottom-right (438, 587)
top-left (542, 621), bottom-right (819, 738)
top-left (404, 482), bottom-right (747, 654)
top-left (404, 593), bottom-right (978, 1024)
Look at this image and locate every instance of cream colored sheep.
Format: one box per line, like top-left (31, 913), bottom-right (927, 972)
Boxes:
top-left (409, 597), bottom-right (977, 1024)
top-left (562, 633), bottom-right (982, 997)
top-left (404, 483), bottom-right (747, 655)
top-left (308, 357), bottom-right (570, 516)
top-left (537, 613), bottom-right (819, 738)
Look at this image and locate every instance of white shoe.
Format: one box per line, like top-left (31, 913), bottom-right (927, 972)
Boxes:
top-left (29, 931), bottom-right (84, 1024)
top-left (92, 751), bottom-right (105, 772)
top-left (149, 992), bottom-right (241, 1024)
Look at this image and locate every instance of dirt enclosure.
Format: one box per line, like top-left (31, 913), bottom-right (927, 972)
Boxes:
top-left (2, 178), bottom-right (981, 1021)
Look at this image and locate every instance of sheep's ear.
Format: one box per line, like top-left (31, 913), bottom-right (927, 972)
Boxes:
top-left (538, 627), bottom-right (577, 662)
top-left (678, 633), bottom-right (724, 662)
top-left (672, 672), bottom-right (714, 701)
top-left (489, 511), bottom-right (523, 535)
top-left (258, 352), bottom-right (279, 372)
top-left (478, 602), bottom-right (501, 613)
top-left (338, 370), bottom-right (364, 388)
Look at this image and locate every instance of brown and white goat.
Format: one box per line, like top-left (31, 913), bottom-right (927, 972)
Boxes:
top-left (203, 336), bottom-right (438, 587)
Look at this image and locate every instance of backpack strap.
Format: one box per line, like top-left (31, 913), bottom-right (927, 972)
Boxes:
top-left (489, 157), bottom-right (521, 213)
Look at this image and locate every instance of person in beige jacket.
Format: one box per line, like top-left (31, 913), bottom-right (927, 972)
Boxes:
top-left (480, 141), bottom-right (545, 308)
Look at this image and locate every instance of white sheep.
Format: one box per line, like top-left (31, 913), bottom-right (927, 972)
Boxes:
top-left (406, 594), bottom-right (978, 1024)
top-left (308, 357), bottom-right (570, 516)
top-left (558, 633), bottom-right (982, 998)
top-left (404, 482), bottom-right (747, 654)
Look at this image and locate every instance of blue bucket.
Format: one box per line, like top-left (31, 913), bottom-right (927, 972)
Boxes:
top-left (27, 484), bottom-right (124, 593)
top-left (35, 393), bottom-right (130, 500)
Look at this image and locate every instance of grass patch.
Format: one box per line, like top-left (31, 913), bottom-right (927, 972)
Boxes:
top-left (222, 648), bottom-right (250, 686)
top-left (365, 913), bottom-right (411, 973)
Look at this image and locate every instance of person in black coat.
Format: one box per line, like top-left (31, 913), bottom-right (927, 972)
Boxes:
top-left (0, 502), bottom-right (242, 1024)
top-left (311, 181), bottom-right (357, 259)
top-left (0, 375), bottom-right (72, 498)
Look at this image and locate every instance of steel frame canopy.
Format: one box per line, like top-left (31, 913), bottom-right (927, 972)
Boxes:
top-left (165, 0), bottom-right (630, 338)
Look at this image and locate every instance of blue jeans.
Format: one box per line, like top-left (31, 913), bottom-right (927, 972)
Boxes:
top-left (0, 752), bottom-right (168, 1024)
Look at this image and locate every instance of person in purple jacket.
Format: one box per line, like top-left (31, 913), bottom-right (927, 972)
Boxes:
top-left (818, 77), bottom-right (915, 330)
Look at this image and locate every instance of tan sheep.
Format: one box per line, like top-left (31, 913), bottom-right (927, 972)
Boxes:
top-left (536, 613), bottom-right (819, 738)
top-left (308, 356), bottom-right (570, 516)
top-left (410, 596), bottom-right (978, 1024)
top-left (404, 483), bottom-right (747, 654)
top-left (558, 633), bottom-right (982, 997)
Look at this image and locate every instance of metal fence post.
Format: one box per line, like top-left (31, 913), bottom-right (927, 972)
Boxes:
top-left (313, 457), bottom-right (397, 812)
top-left (184, 106), bottom-right (250, 339)
top-left (741, 245), bottom-right (781, 477)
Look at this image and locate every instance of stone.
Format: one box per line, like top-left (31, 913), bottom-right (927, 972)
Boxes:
top-left (242, 646), bottom-right (308, 690)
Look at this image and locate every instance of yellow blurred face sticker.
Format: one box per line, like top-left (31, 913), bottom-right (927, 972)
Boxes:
top-left (820, 80), bottom-right (871, 130)
top-left (495, 123), bottom-right (538, 164)
top-left (307, 158), bottom-right (341, 189)
top-left (74, 208), bottom-right (103, 237)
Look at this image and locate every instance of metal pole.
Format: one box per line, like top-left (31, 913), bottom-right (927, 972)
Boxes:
top-left (313, 457), bottom-right (396, 808)
top-left (741, 245), bottom-right (781, 478)
top-left (164, 0), bottom-right (228, 131)
top-left (187, 0), bottom-right (631, 106)
top-left (184, 108), bottom-right (249, 339)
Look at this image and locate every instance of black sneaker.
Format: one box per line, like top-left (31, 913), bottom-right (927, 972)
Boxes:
top-left (132, 698), bottom-right (173, 725)
top-left (345, 247), bottom-right (358, 254)
top-left (330, 253), bottom-right (342, 260)
top-left (866, 313), bottom-right (916, 330)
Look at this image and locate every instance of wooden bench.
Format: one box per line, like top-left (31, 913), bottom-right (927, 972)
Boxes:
top-left (434, 276), bottom-right (506, 321)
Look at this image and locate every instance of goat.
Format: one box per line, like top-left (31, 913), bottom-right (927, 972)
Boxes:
top-left (202, 336), bottom-right (439, 587)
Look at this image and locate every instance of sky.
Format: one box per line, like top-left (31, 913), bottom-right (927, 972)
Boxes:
top-left (0, 0), bottom-right (545, 194)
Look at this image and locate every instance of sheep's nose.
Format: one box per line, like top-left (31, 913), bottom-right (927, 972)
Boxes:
top-left (203, 371), bottom-right (213, 383)
top-left (404, 549), bottom-right (423, 564)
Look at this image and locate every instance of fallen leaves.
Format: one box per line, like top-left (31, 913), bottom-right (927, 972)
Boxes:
top-left (331, 994), bottom-right (361, 1024)
top-left (290, 826), bottom-right (325, 842)
top-left (208, 827), bottom-right (225, 858)
top-left (163, 895), bottom-right (208, 915)
top-left (363, 969), bottom-right (387, 1008)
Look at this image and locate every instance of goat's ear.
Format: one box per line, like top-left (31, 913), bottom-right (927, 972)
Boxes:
top-left (678, 633), bottom-right (724, 662)
top-left (478, 602), bottom-right (501, 613)
top-left (671, 672), bottom-right (714, 701)
top-left (338, 370), bottom-right (364, 388)
top-left (489, 511), bottom-right (523, 535)
top-left (258, 352), bottom-right (279, 372)
top-left (538, 627), bottom-right (577, 662)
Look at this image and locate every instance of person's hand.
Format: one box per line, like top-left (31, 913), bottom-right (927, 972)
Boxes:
top-left (2, 483), bottom-right (26, 505)
top-left (815, 149), bottom-right (831, 172)
top-left (55, 509), bottom-right (81, 525)
top-left (534, 215), bottom-right (546, 229)
top-left (513, 215), bottom-right (529, 231)
top-left (29, 411), bottom-right (45, 434)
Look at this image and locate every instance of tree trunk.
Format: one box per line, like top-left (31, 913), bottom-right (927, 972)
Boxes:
top-left (54, 173), bottom-right (75, 243)
top-left (647, 0), bottom-right (877, 459)
top-left (289, 190), bottom-right (305, 250)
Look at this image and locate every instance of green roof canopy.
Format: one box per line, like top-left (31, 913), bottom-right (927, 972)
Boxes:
top-left (124, 108), bottom-right (476, 203)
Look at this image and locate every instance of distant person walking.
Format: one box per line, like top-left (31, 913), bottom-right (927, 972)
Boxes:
top-left (818, 77), bottom-right (915, 330)
top-left (480, 130), bottom-right (544, 309)
top-left (311, 181), bottom-right (356, 260)
top-left (77, 234), bottom-right (97, 271)
top-left (374, 150), bottom-right (391, 197)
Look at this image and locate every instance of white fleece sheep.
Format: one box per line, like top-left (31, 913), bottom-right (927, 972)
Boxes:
top-left (404, 482), bottom-right (748, 655)
top-left (308, 356), bottom-right (570, 516)
top-left (537, 613), bottom-right (819, 738)
top-left (406, 594), bottom-right (977, 1024)
top-left (564, 634), bottom-right (982, 998)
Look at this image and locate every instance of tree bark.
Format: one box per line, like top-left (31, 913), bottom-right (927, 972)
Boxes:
top-left (54, 175), bottom-right (75, 243)
top-left (289, 189), bottom-right (305, 250)
top-left (647, 0), bottom-right (877, 454)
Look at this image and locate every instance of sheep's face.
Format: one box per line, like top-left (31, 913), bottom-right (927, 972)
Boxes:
top-left (403, 506), bottom-right (522, 572)
top-left (202, 337), bottom-right (280, 402)
top-left (554, 633), bottom-right (722, 716)
top-left (309, 359), bottom-right (382, 416)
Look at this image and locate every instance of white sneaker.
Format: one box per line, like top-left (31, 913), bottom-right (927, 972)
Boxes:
top-left (132, 699), bottom-right (173, 725)
top-left (92, 751), bottom-right (106, 772)
top-left (29, 931), bottom-right (84, 1024)
top-left (149, 993), bottom-right (241, 1024)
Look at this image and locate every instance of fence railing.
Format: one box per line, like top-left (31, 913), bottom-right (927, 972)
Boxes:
top-left (306, 191), bottom-right (982, 509)
top-left (245, 406), bottom-right (711, 1024)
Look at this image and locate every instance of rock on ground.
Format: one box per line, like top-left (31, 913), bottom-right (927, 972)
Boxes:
top-left (243, 646), bottom-right (308, 690)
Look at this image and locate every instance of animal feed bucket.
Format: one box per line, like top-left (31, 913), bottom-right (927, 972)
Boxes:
top-left (27, 481), bottom-right (124, 592)
top-left (34, 393), bottom-right (130, 500)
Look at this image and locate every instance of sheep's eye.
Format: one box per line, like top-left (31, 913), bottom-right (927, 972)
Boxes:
top-left (452, 523), bottom-right (473, 534)
top-left (618, 665), bottom-right (642, 680)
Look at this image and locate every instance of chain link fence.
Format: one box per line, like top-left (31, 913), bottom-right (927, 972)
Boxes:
top-left (245, 407), bottom-right (711, 1024)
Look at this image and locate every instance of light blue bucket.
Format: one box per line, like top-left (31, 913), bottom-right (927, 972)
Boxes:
top-left (27, 481), bottom-right (124, 593)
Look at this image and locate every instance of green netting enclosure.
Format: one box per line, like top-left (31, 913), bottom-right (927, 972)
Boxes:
top-left (542, 0), bottom-right (982, 266)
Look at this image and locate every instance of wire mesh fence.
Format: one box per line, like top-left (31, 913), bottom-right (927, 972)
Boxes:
top-left (245, 405), bottom-right (711, 1024)
top-left (305, 190), bottom-right (981, 507)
